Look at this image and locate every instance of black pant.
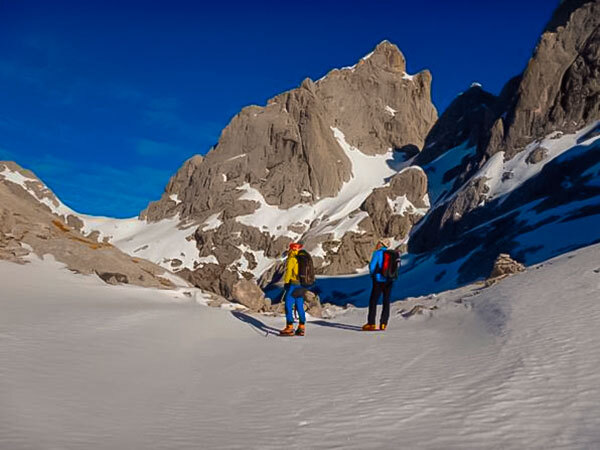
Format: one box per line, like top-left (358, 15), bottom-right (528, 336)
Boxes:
top-left (367, 279), bottom-right (393, 325)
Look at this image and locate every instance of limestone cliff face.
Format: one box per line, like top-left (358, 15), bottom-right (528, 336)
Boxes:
top-left (485, 0), bottom-right (600, 161)
top-left (135, 41), bottom-right (437, 297)
top-left (142, 41), bottom-right (437, 222)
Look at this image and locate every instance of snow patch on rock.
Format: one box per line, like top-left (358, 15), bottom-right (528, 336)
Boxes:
top-left (0, 164), bottom-right (75, 217)
top-left (235, 127), bottom-right (397, 242)
top-left (475, 121), bottom-right (600, 203)
top-left (201, 213), bottom-right (223, 232)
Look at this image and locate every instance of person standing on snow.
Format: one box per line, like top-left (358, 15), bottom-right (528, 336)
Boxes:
top-left (363, 238), bottom-right (397, 331)
top-left (280, 242), bottom-right (307, 336)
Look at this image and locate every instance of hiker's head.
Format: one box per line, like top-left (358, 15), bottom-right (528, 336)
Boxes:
top-left (289, 242), bottom-right (303, 252)
top-left (377, 238), bottom-right (390, 249)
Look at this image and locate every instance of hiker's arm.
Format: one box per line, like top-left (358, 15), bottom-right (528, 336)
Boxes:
top-left (369, 252), bottom-right (380, 275)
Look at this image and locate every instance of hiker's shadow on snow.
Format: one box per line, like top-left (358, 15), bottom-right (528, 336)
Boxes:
top-left (231, 311), bottom-right (280, 336)
top-left (311, 320), bottom-right (363, 332)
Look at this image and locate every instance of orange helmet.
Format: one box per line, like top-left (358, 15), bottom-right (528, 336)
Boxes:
top-left (289, 242), bottom-right (303, 251)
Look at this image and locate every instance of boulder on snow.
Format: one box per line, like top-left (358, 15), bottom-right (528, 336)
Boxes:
top-left (398, 304), bottom-right (438, 319)
top-left (489, 253), bottom-right (525, 279)
top-left (304, 290), bottom-right (323, 318)
top-left (231, 279), bottom-right (270, 312)
top-left (526, 145), bottom-right (549, 164)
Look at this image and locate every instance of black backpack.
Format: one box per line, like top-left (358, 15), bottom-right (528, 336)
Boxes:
top-left (296, 250), bottom-right (315, 287)
top-left (380, 249), bottom-right (401, 280)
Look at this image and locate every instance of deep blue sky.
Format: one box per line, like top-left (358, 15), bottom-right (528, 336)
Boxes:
top-left (1, 0), bottom-right (558, 217)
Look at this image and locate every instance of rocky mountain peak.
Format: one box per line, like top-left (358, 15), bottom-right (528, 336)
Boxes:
top-left (546, 0), bottom-right (596, 32)
top-left (415, 83), bottom-right (501, 167)
top-left (484, 0), bottom-right (600, 160)
top-left (143, 39), bottom-right (437, 222)
top-left (365, 40), bottom-right (407, 72)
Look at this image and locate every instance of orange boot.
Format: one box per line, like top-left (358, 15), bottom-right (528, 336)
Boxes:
top-left (295, 323), bottom-right (305, 336)
top-left (380, 323), bottom-right (387, 331)
top-left (280, 323), bottom-right (295, 336)
top-left (362, 323), bottom-right (377, 331)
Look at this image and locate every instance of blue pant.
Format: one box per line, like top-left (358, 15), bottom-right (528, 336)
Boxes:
top-left (284, 284), bottom-right (306, 324)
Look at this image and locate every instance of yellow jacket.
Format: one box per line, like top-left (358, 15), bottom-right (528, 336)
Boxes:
top-left (284, 249), bottom-right (299, 284)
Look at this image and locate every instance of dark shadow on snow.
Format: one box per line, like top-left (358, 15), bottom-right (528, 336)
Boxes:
top-left (231, 311), bottom-right (280, 336)
top-left (310, 320), bottom-right (363, 332)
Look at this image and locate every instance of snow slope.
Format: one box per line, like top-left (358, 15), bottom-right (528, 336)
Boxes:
top-left (79, 215), bottom-right (200, 271)
top-left (2, 243), bottom-right (599, 449)
top-left (450, 121), bottom-right (600, 208)
top-left (0, 162), bottom-right (201, 272)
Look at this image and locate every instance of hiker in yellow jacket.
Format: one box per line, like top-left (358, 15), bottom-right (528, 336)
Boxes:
top-left (280, 242), bottom-right (306, 336)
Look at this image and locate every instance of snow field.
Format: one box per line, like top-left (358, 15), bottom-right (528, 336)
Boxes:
top-left (2, 244), bottom-right (599, 449)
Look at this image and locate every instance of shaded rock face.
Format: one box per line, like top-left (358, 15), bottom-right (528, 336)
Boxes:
top-left (485, 0), bottom-right (600, 161)
top-left (415, 85), bottom-right (502, 167)
top-left (409, 134), bottom-right (600, 288)
top-left (0, 209), bottom-right (30, 264)
top-left (97, 272), bottom-right (129, 285)
top-left (410, 177), bottom-right (490, 253)
top-left (411, 0), bottom-right (600, 257)
top-left (0, 162), bottom-right (183, 290)
top-left (258, 259), bottom-right (285, 289)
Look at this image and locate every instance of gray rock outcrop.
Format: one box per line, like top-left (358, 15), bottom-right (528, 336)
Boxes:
top-left (361, 166), bottom-right (429, 238)
top-left (489, 253), bottom-right (526, 279)
top-left (526, 145), bottom-right (549, 164)
top-left (0, 161), bottom-right (185, 290)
